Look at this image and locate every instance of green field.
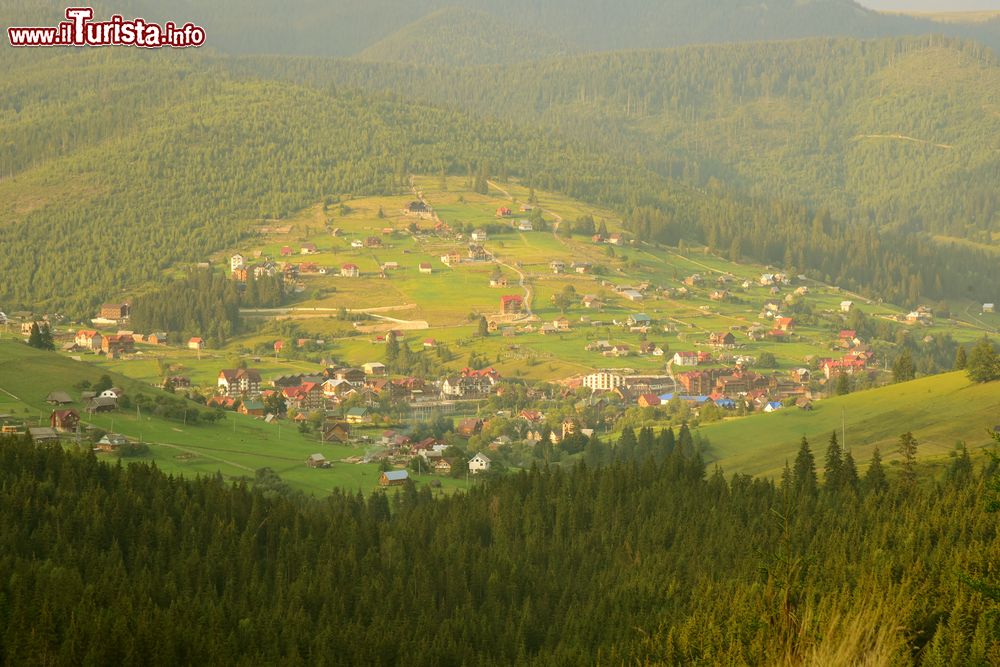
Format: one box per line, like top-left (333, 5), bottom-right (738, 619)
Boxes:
top-left (698, 371), bottom-right (1000, 479)
top-left (0, 339), bottom-right (471, 496)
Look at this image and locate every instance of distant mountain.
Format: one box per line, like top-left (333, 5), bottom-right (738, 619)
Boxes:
top-left (354, 7), bottom-right (572, 66)
top-left (3, 0), bottom-right (997, 56)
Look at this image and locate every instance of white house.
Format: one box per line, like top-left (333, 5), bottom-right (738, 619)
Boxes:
top-left (840, 300), bottom-right (854, 313)
top-left (672, 351), bottom-right (699, 367)
top-left (983, 303), bottom-right (995, 314)
top-left (468, 453), bottom-right (491, 474)
top-left (230, 253), bottom-right (245, 273)
top-left (471, 229), bottom-right (488, 242)
top-left (341, 264), bottom-right (360, 278)
top-left (362, 362), bottom-right (386, 376)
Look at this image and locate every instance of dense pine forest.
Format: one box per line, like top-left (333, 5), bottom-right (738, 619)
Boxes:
top-left (0, 434), bottom-right (997, 664)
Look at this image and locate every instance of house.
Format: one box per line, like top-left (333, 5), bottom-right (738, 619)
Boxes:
top-left (840, 301), bottom-right (854, 313)
top-left (709, 290), bottom-right (729, 301)
top-left (419, 263), bottom-right (433, 274)
top-left (364, 237), bottom-right (383, 249)
top-left (500, 295), bottom-right (523, 315)
top-left (423, 338), bottom-right (437, 348)
top-left (490, 277), bottom-right (509, 288)
top-left (238, 399), bottom-right (265, 417)
top-left (468, 453), bottom-right (491, 474)
top-left (280, 246), bottom-right (293, 257)
top-left (50, 409), bottom-right (80, 432)
top-left (517, 220), bottom-right (533, 231)
top-left (230, 254), bottom-right (245, 272)
top-left (45, 391), bottom-right (73, 405)
top-left (87, 396), bottom-right (118, 413)
top-left (763, 402), bottom-right (783, 413)
top-left (774, 317), bottom-right (795, 332)
top-left (75, 330), bottom-right (103, 351)
top-left (627, 313), bottom-right (652, 327)
top-left (434, 459), bottom-right (452, 475)
top-left (341, 264), bottom-right (360, 278)
top-left (457, 418), bottom-right (484, 438)
top-left (101, 334), bottom-right (135, 356)
top-left (362, 362), bottom-right (387, 376)
top-left (582, 295), bottom-right (602, 309)
top-left (323, 422), bottom-right (351, 443)
top-left (672, 351), bottom-right (700, 367)
top-left (381, 261), bottom-right (398, 271)
top-left (573, 262), bottom-right (592, 274)
top-left (300, 243), bottom-right (318, 255)
top-left (471, 229), bottom-right (488, 242)
top-left (29, 427), bottom-right (60, 444)
top-left (147, 332), bottom-right (167, 346)
top-left (380, 470), bottom-right (409, 486)
top-left (306, 453), bottom-right (330, 469)
top-left (441, 252), bottom-right (462, 266)
top-left (583, 372), bottom-right (624, 391)
top-left (709, 331), bottom-right (737, 348)
top-left (608, 233), bottom-right (623, 245)
top-left (345, 407), bottom-right (371, 424)
top-left (621, 289), bottom-right (644, 302)
top-left (983, 303), bottom-right (995, 314)
top-left (351, 239), bottom-right (364, 248)
top-left (405, 200), bottom-right (429, 216)
top-left (188, 337), bottom-right (204, 350)
top-left (638, 394), bottom-right (661, 408)
top-left (217, 368), bottom-right (262, 397)
top-left (96, 433), bottom-right (129, 452)
top-left (467, 244), bottom-right (488, 261)
top-left (554, 317), bottom-right (571, 332)
top-left (282, 383), bottom-right (325, 413)
top-left (550, 260), bottom-right (566, 274)
top-left (496, 207), bottom-right (512, 218)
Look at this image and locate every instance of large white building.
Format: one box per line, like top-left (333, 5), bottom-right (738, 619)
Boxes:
top-left (583, 371), bottom-right (624, 392)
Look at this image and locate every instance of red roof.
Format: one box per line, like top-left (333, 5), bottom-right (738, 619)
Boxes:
top-left (342, 263), bottom-right (359, 270)
top-left (500, 295), bottom-right (523, 305)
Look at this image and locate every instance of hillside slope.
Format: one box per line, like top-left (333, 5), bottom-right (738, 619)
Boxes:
top-left (700, 371), bottom-right (1000, 478)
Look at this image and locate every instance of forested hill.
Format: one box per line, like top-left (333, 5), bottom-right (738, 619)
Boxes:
top-left (1, 435), bottom-right (997, 663)
top-left (3, 0), bottom-right (999, 58)
top-left (256, 36), bottom-right (1000, 245)
top-left (354, 7), bottom-right (573, 66)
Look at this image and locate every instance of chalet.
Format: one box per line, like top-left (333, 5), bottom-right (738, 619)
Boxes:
top-left (96, 433), bottom-right (129, 452)
top-left (87, 396), bottom-right (117, 413)
top-left (50, 409), bottom-right (80, 432)
top-left (380, 470), bottom-right (409, 486)
top-left (672, 351), bottom-right (700, 367)
top-left (608, 233), bottom-right (624, 245)
top-left (519, 409), bottom-right (545, 423)
top-left (230, 254), bottom-right (245, 272)
top-left (300, 243), bottom-right (318, 255)
top-left (147, 332), bottom-right (167, 346)
top-left (239, 400), bottom-right (265, 417)
top-left (840, 301), bottom-right (854, 313)
top-left (710, 290), bottom-right (730, 301)
top-left (500, 295), bottom-right (523, 315)
top-left (323, 422), bottom-right (351, 443)
top-left (441, 252), bottom-right (462, 266)
top-left (709, 331), bottom-right (737, 348)
top-left (496, 207), bottom-right (512, 218)
top-left (621, 289), bottom-right (644, 302)
top-left (362, 362), bottom-right (387, 376)
top-left (763, 402), bottom-right (783, 413)
top-left (351, 239), bottom-right (364, 248)
top-left (328, 367), bottom-right (366, 386)
top-left (362, 236), bottom-right (383, 249)
top-left (306, 453), bottom-right (330, 469)
top-left (490, 278), bottom-right (509, 288)
top-left (75, 330), bottom-right (103, 351)
top-left (217, 368), bottom-right (262, 397)
top-left (434, 459), bottom-right (452, 475)
top-left (341, 264), bottom-right (360, 278)
top-left (467, 244), bottom-right (488, 261)
top-left (423, 338), bottom-right (437, 348)
top-left (207, 396), bottom-right (237, 410)
top-left (607, 344), bottom-right (631, 358)
top-left (582, 295), bottom-right (602, 309)
top-left (457, 418), bottom-right (484, 438)
top-left (419, 263), bottom-right (433, 274)
top-left (471, 229), bottom-right (488, 242)
top-left (540, 323), bottom-right (558, 336)
top-left (29, 427), bottom-right (61, 444)
top-left (573, 262), bottom-right (592, 274)
top-left (345, 407), bottom-right (371, 424)
top-left (468, 453), bottom-right (491, 474)
top-left (280, 246), bottom-right (293, 257)
top-left (405, 200), bottom-right (429, 216)
top-left (627, 313), bottom-right (651, 327)
top-left (637, 394), bottom-right (661, 408)
top-left (231, 267), bottom-right (249, 282)
top-left (554, 317), bottom-right (571, 332)
top-left (550, 260), bottom-right (566, 274)
top-left (188, 337), bottom-right (204, 350)
top-left (381, 261), bottom-right (398, 271)
top-left (592, 234), bottom-right (605, 244)
top-left (45, 391), bottom-right (73, 405)
top-left (983, 303), bottom-right (995, 314)
top-left (517, 220), bottom-right (533, 231)
top-left (101, 334), bottom-right (134, 356)
top-left (774, 317), bottom-right (795, 332)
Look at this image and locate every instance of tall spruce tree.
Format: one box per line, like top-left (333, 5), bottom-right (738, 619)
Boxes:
top-left (824, 431), bottom-right (843, 492)
top-left (792, 437), bottom-right (817, 497)
top-left (864, 446), bottom-right (888, 494)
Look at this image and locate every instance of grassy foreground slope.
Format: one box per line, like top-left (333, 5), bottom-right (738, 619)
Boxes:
top-left (699, 371), bottom-right (1000, 478)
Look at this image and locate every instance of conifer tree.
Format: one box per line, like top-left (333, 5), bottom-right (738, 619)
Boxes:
top-left (824, 431), bottom-right (843, 492)
top-left (841, 450), bottom-right (860, 493)
top-left (864, 446), bottom-right (888, 494)
top-left (792, 436), bottom-right (817, 497)
top-left (953, 345), bottom-right (967, 370)
top-left (893, 349), bottom-right (915, 383)
top-left (898, 431), bottom-right (918, 488)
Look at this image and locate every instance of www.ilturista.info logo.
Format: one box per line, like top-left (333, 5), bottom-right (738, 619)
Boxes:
top-left (8, 7), bottom-right (205, 48)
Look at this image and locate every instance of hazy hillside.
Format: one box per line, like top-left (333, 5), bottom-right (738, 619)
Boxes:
top-left (3, 0), bottom-right (998, 57)
top-left (355, 7), bottom-right (572, 66)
